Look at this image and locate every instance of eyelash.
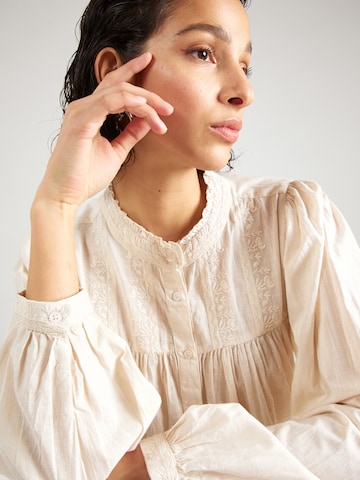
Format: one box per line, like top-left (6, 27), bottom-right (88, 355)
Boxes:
top-left (188, 47), bottom-right (254, 78)
top-left (244, 66), bottom-right (254, 79)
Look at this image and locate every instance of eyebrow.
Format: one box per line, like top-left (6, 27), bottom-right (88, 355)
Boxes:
top-left (176, 23), bottom-right (252, 54)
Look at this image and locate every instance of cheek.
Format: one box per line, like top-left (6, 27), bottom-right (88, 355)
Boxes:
top-left (142, 65), bottom-right (206, 110)
top-left (168, 84), bottom-right (210, 131)
top-left (165, 84), bottom-right (198, 112)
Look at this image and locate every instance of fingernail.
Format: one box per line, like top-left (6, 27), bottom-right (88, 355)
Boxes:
top-left (158, 120), bottom-right (168, 133)
top-left (165, 102), bottom-right (174, 113)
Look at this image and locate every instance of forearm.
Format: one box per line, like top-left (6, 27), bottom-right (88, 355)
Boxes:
top-left (26, 196), bottom-right (80, 302)
top-left (141, 402), bottom-right (360, 479)
top-left (141, 403), bottom-right (360, 479)
top-left (269, 403), bottom-right (360, 479)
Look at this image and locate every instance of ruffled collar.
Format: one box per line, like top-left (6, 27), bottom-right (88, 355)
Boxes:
top-left (101, 171), bottom-right (232, 267)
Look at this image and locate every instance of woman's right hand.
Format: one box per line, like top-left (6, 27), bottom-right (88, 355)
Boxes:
top-left (35, 52), bottom-right (173, 209)
top-left (25, 53), bottom-right (173, 301)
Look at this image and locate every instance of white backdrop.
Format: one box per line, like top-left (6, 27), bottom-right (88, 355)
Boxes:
top-left (0, 0), bottom-right (359, 353)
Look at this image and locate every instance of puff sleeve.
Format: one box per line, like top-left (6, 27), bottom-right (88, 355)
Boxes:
top-left (0, 289), bottom-right (161, 479)
top-left (140, 180), bottom-right (360, 479)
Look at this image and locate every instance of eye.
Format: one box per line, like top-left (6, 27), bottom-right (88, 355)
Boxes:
top-left (189, 47), bottom-right (216, 63)
top-left (243, 65), bottom-right (254, 79)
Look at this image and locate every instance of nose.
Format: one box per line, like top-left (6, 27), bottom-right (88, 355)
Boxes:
top-left (220, 66), bottom-right (254, 108)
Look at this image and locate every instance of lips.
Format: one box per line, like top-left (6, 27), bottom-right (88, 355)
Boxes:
top-left (210, 119), bottom-right (243, 143)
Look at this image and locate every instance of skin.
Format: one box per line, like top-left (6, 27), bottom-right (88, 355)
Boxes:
top-left (134, 0), bottom-right (253, 172)
top-left (26, 0), bottom-right (253, 477)
top-left (108, 0), bottom-right (254, 241)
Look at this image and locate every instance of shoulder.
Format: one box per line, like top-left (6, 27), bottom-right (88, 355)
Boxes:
top-left (215, 171), bottom-right (323, 202)
top-left (209, 171), bottom-right (334, 236)
top-left (213, 172), bottom-right (329, 219)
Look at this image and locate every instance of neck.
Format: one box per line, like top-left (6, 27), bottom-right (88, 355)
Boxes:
top-left (112, 164), bottom-right (207, 242)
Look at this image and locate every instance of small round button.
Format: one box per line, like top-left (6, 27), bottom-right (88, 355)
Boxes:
top-left (171, 291), bottom-right (182, 302)
top-left (48, 311), bottom-right (63, 323)
top-left (183, 349), bottom-right (193, 359)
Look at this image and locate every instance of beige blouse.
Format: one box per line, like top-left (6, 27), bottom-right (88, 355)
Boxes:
top-left (0, 171), bottom-right (359, 479)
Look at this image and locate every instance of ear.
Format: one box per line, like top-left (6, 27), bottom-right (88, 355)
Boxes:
top-left (94, 47), bottom-right (123, 83)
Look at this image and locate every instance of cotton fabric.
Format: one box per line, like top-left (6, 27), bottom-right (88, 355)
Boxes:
top-left (0, 171), bottom-right (359, 479)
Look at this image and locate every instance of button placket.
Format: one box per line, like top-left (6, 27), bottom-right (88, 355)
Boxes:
top-left (162, 265), bottom-right (202, 410)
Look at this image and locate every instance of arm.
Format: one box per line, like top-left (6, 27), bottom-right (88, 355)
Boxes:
top-left (107, 446), bottom-right (150, 480)
top-left (270, 180), bottom-right (360, 476)
top-left (138, 181), bottom-right (360, 479)
top-left (0, 53), bottom-right (173, 479)
top-left (140, 404), bottom-right (320, 479)
top-left (26, 52), bottom-right (172, 303)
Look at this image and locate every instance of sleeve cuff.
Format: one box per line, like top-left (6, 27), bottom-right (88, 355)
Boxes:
top-left (14, 289), bottom-right (86, 336)
top-left (141, 433), bottom-right (177, 480)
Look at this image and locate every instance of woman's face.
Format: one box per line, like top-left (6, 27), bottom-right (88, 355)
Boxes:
top-left (135, 0), bottom-right (254, 171)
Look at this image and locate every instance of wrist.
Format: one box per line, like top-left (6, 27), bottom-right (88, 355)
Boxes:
top-left (107, 446), bottom-right (150, 480)
top-left (30, 194), bottom-right (79, 224)
top-left (26, 193), bottom-right (80, 302)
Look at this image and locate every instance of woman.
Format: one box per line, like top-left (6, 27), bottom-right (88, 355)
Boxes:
top-left (0, 0), bottom-right (359, 478)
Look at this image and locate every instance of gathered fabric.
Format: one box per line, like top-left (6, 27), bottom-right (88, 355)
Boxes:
top-left (0, 171), bottom-right (359, 479)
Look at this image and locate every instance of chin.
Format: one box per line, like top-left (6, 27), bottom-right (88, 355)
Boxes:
top-left (198, 154), bottom-right (232, 172)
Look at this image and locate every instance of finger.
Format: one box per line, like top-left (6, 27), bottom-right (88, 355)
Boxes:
top-left (66, 89), bottom-right (171, 140)
top-left (95, 52), bottom-right (153, 92)
top-left (97, 81), bottom-right (174, 117)
top-left (95, 53), bottom-right (174, 116)
top-left (62, 91), bottom-right (142, 139)
top-left (103, 92), bottom-right (168, 133)
top-left (101, 89), bottom-right (172, 131)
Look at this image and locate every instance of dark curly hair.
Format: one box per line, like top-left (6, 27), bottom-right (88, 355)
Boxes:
top-left (61, 0), bottom-right (250, 164)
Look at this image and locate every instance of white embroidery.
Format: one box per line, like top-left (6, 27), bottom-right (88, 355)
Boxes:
top-left (16, 300), bottom-right (72, 336)
top-left (128, 257), bottom-right (161, 352)
top-left (237, 197), bottom-right (279, 333)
